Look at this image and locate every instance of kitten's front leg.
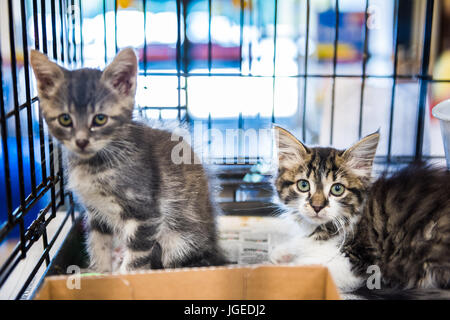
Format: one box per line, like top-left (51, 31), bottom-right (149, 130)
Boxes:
top-left (270, 236), bottom-right (305, 264)
top-left (86, 217), bottom-right (114, 273)
top-left (272, 236), bottom-right (364, 292)
top-left (119, 220), bottom-right (163, 273)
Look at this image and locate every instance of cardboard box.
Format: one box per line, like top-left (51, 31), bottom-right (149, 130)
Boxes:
top-left (34, 265), bottom-right (340, 300)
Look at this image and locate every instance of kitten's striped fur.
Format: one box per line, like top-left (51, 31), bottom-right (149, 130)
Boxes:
top-left (272, 126), bottom-right (450, 294)
top-left (346, 163), bottom-right (450, 290)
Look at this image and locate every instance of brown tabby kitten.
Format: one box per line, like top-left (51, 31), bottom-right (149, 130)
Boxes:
top-left (271, 126), bottom-right (450, 295)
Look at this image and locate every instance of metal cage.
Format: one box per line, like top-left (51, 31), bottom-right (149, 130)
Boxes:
top-left (0, 0), bottom-right (447, 299)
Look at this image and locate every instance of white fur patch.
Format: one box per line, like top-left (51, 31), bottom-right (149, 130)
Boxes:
top-left (119, 249), bottom-right (150, 273)
top-left (87, 231), bottom-right (113, 272)
top-left (122, 219), bottom-right (139, 241)
top-left (270, 234), bottom-right (363, 293)
top-left (69, 166), bottom-right (123, 231)
top-left (157, 226), bottom-right (195, 267)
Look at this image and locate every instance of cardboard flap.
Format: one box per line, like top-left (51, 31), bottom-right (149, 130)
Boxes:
top-left (246, 266), bottom-right (328, 300)
top-left (45, 276), bottom-right (135, 300)
top-left (34, 265), bottom-right (340, 300)
top-left (125, 267), bottom-right (247, 299)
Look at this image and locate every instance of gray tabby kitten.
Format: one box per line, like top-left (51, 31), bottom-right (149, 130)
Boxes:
top-left (271, 126), bottom-right (450, 296)
top-left (30, 48), bottom-right (226, 272)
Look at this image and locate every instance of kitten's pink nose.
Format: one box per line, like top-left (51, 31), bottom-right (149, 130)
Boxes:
top-left (312, 205), bottom-right (324, 213)
top-left (75, 139), bottom-right (89, 150)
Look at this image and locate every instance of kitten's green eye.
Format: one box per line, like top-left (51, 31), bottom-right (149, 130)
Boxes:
top-left (297, 179), bottom-right (310, 192)
top-left (93, 114), bottom-right (108, 126)
top-left (330, 183), bottom-right (345, 196)
top-left (58, 114), bottom-right (72, 127)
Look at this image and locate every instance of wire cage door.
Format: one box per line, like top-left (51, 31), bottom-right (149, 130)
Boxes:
top-left (0, 0), bottom-right (82, 299)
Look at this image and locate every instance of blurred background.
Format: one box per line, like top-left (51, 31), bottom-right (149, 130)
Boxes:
top-left (1, 0), bottom-right (450, 298)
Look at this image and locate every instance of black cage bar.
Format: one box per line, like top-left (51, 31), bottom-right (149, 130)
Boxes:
top-left (0, 0), bottom-right (447, 299)
top-left (0, 0), bottom-right (80, 299)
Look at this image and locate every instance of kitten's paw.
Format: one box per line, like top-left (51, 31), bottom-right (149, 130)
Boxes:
top-left (86, 267), bottom-right (111, 274)
top-left (118, 262), bottom-right (130, 274)
top-left (269, 246), bottom-right (296, 264)
top-left (86, 263), bottom-right (112, 274)
top-left (80, 267), bottom-right (97, 274)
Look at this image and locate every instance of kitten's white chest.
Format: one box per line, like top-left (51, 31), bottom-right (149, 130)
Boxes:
top-left (296, 237), bottom-right (364, 293)
top-left (271, 235), bottom-right (364, 293)
top-left (68, 165), bottom-right (123, 228)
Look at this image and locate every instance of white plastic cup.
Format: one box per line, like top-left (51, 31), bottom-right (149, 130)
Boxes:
top-left (432, 99), bottom-right (450, 169)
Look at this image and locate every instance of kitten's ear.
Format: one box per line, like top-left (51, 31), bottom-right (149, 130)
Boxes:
top-left (29, 50), bottom-right (65, 98)
top-left (274, 126), bottom-right (309, 168)
top-left (342, 131), bottom-right (380, 177)
top-left (101, 47), bottom-right (138, 97)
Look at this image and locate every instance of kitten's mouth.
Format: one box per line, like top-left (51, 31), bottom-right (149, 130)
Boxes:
top-left (306, 213), bottom-right (330, 224)
top-left (72, 148), bottom-right (96, 158)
